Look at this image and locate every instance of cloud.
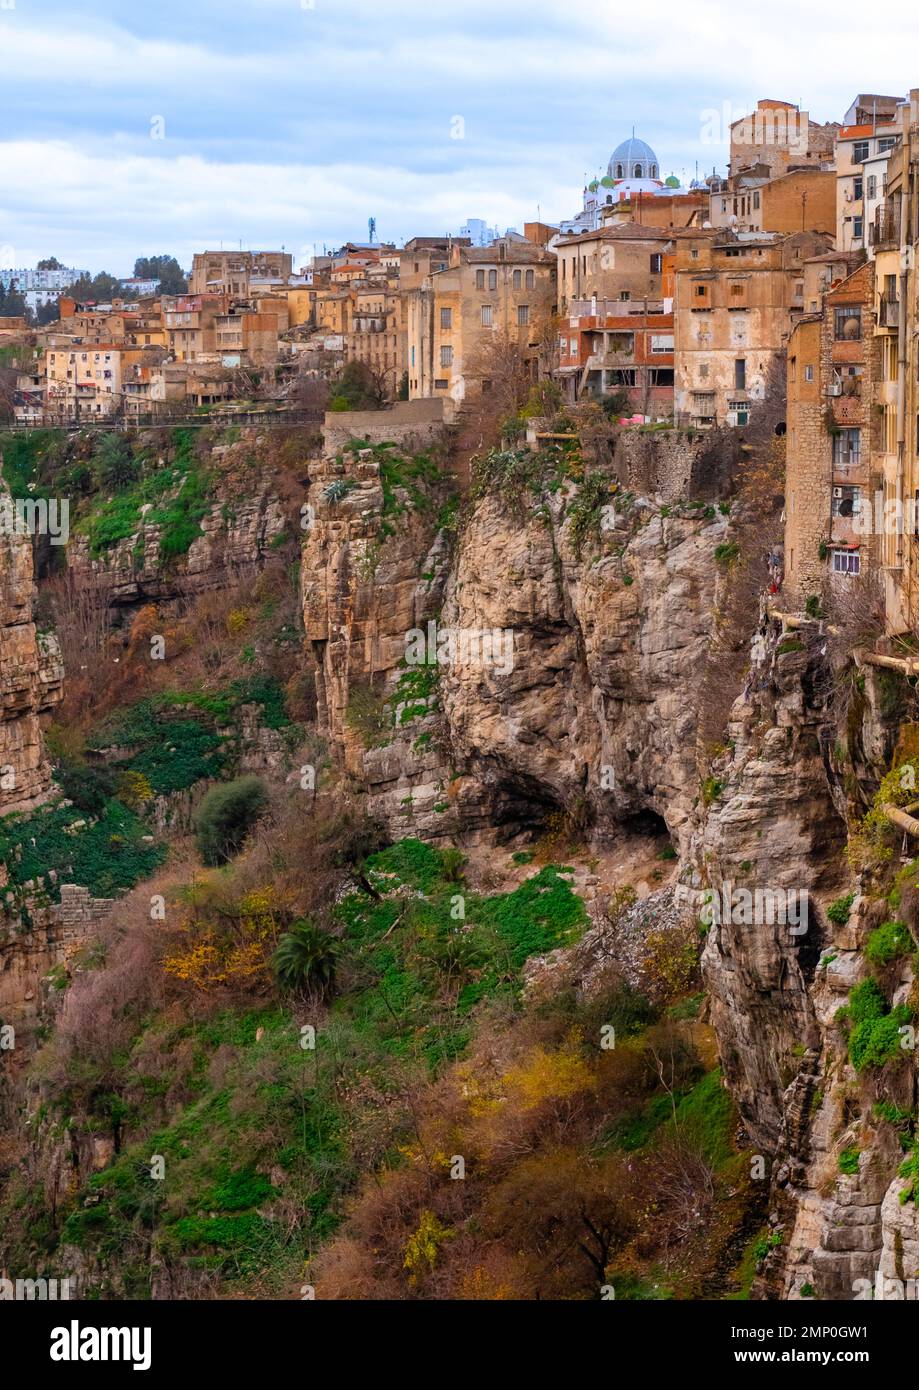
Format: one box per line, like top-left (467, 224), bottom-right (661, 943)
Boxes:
top-left (2, 0), bottom-right (919, 267)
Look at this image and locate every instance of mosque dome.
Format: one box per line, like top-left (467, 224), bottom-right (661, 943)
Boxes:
top-left (607, 136), bottom-right (659, 182)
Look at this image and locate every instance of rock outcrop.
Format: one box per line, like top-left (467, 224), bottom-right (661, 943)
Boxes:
top-left (0, 504), bottom-right (63, 816)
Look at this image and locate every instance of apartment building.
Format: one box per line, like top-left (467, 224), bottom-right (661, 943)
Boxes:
top-left (189, 251), bottom-right (293, 297)
top-left (836, 120), bottom-right (901, 253)
top-left (555, 224), bottom-right (684, 315)
top-left (557, 298), bottom-right (674, 417)
top-left (728, 100), bottom-right (837, 180)
top-left (708, 168), bottom-right (836, 237)
top-left (162, 294), bottom-right (227, 361)
top-left (342, 284), bottom-right (404, 388)
top-left (673, 229), bottom-right (831, 427)
top-left (784, 261), bottom-right (882, 603)
top-left (406, 238), bottom-right (556, 403)
top-left (42, 342), bottom-right (166, 420)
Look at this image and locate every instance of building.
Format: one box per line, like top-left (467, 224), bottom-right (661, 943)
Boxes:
top-left (406, 238), bottom-right (556, 403)
top-left (835, 119), bottom-right (901, 253)
top-left (189, 251), bottom-right (293, 297)
top-left (561, 134), bottom-right (693, 235)
top-left (162, 294), bottom-right (226, 361)
top-left (708, 167), bottom-right (837, 237)
top-left (784, 261), bottom-right (881, 603)
top-left (673, 229), bottom-right (832, 427)
top-left (342, 284), bottom-right (404, 390)
top-left (557, 298), bottom-right (674, 416)
top-left (555, 223), bottom-right (687, 315)
top-left (727, 100), bottom-right (837, 181)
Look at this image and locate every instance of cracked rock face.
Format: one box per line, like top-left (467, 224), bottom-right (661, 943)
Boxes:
top-left (440, 488), bottom-right (728, 847)
top-left (0, 511), bottom-right (63, 816)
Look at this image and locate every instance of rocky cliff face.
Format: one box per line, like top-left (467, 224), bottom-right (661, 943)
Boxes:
top-left (0, 503), bottom-right (63, 817)
top-left (297, 423), bottom-right (919, 1302)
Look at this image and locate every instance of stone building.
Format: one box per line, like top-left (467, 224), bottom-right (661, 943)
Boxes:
top-left (727, 100), bottom-right (837, 181)
top-left (674, 229), bottom-right (832, 428)
top-left (189, 250), bottom-right (293, 297)
top-left (784, 261), bottom-right (882, 604)
top-left (708, 168), bottom-right (837, 237)
top-left (406, 238), bottom-right (556, 404)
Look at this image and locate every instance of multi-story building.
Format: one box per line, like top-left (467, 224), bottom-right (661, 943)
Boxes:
top-left (555, 224), bottom-right (686, 315)
top-left (189, 251), bottom-right (293, 297)
top-left (406, 238), bottom-right (556, 403)
top-left (673, 229), bottom-right (831, 427)
top-left (784, 260), bottom-right (881, 603)
top-left (42, 342), bottom-right (166, 420)
top-left (343, 285), bottom-right (404, 389)
top-left (557, 298), bottom-right (674, 416)
top-left (727, 100), bottom-right (838, 181)
top-left (836, 119), bottom-right (901, 254)
top-left (162, 294), bottom-right (227, 361)
top-left (708, 168), bottom-right (836, 237)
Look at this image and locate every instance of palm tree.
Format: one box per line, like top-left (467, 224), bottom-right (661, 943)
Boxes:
top-left (272, 919), bottom-right (337, 998)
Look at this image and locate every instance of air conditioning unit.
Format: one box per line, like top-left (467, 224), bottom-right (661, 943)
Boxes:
top-left (827, 382), bottom-right (843, 396)
top-left (833, 486), bottom-right (843, 498)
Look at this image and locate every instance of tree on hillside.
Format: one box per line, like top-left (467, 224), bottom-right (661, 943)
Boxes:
top-left (62, 271), bottom-right (123, 303)
top-left (133, 255), bottom-right (188, 294)
top-left (0, 283), bottom-right (30, 321)
top-left (328, 360), bottom-right (388, 412)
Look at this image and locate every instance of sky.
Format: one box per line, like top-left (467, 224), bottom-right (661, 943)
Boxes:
top-left (2, 0), bottom-right (919, 274)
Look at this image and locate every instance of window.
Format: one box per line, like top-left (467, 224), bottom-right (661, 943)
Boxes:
top-left (481, 305), bottom-right (493, 327)
top-left (440, 307), bottom-right (452, 329)
top-left (832, 486), bottom-right (862, 518)
top-left (650, 333), bottom-right (674, 353)
top-left (440, 345), bottom-right (453, 367)
top-left (804, 364), bottom-right (814, 382)
top-left (615, 164), bottom-right (623, 178)
top-left (434, 378), bottom-right (449, 389)
top-left (831, 548), bottom-right (860, 575)
top-left (695, 285), bottom-right (707, 298)
top-left (648, 367), bottom-right (674, 386)
top-left (867, 175), bottom-right (877, 200)
top-left (853, 175), bottom-right (863, 201)
top-left (475, 270), bottom-right (485, 289)
top-left (878, 136), bottom-right (896, 152)
top-left (650, 253), bottom-right (663, 274)
top-left (517, 305), bottom-right (529, 327)
top-left (833, 428), bottom-right (861, 468)
top-left (525, 270), bottom-right (534, 289)
top-left (853, 216), bottom-right (863, 240)
top-left (488, 270), bottom-right (497, 290)
top-left (691, 248), bottom-right (699, 259)
top-left (852, 140), bottom-right (870, 163)
top-left (619, 290), bottom-right (630, 301)
top-left (834, 305), bottom-right (861, 339)
top-left (734, 358), bottom-right (746, 390)
top-left (753, 190), bottom-right (760, 210)
top-left (512, 269), bottom-right (521, 289)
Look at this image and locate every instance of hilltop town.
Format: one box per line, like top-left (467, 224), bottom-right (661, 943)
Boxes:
top-left (6, 87), bottom-right (919, 1314)
top-left (2, 92), bottom-right (916, 622)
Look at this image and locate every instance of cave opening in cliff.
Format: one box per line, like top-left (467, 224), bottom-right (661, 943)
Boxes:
top-left (490, 774), bottom-right (568, 844)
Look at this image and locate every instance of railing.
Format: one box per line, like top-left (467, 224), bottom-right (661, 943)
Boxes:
top-left (870, 208), bottom-right (901, 249)
top-left (2, 407), bottom-right (323, 433)
top-left (879, 293), bottom-right (900, 328)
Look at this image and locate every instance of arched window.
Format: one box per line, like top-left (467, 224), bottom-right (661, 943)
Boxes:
top-left (615, 163), bottom-right (623, 178)
top-left (634, 163), bottom-right (642, 177)
top-left (651, 164), bottom-right (658, 178)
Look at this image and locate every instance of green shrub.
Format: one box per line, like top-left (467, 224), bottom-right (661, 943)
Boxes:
top-left (826, 892), bottom-right (855, 925)
top-left (714, 541), bottom-right (739, 567)
top-left (865, 919), bottom-right (912, 967)
top-left (838, 1146), bottom-right (860, 1175)
top-left (193, 776), bottom-right (269, 866)
top-left (271, 919), bottom-right (337, 997)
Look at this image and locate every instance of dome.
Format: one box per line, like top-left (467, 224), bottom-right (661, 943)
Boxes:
top-left (608, 135), bottom-right (659, 182)
top-left (664, 174), bottom-right (680, 188)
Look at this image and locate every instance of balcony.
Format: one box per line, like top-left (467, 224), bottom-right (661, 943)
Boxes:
top-left (879, 293), bottom-right (900, 329)
top-left (869, 207), bottom-right (901, 250)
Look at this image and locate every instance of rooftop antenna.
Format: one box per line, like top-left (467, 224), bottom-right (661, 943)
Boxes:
top-left (368, 216), bottom-right (377, 244)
